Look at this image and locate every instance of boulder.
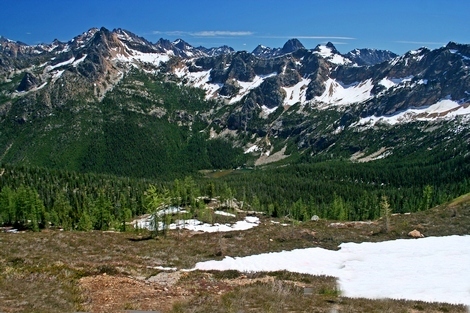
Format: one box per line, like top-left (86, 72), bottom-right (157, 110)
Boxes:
top-left (408, 229), bottom-right (424, 238)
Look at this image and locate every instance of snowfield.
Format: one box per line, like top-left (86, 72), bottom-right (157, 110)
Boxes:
top-left (195, 235), bottom-right (470, 307)
top-left (315, 78), bottom-right (374, 106)
top-left (133, 215), bottom-right (260, 233)
top-left (114, 48), bottom-right (170, 67)
top-left (355, 99), bottom-right (470, 126)
top-left (282, 78), bottom-right (311, 106)
top-left (314, 45), bottom-right (352, 65)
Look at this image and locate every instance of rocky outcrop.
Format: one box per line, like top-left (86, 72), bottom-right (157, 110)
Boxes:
top-left (345, 48), bottom-right (398, 66)
top-left (197, 45), bottom-right (234, 57)
top-left (246, 76), bottom-right (286, 109)
top-left (252, 38), bottom-right (305, 58)
top-left (17, 72), bottom-right (39, 91)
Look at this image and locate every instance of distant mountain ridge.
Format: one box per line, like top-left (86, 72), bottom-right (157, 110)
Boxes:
top-left (0, 26), bottom-right (469, 175)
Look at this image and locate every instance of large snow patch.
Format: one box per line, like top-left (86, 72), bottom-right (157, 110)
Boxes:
top-left (356, 99), bottom-right (470, 126)
top-left (195, 235), bottom-right (470, 306)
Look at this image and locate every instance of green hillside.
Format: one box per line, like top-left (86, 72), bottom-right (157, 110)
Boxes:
top-left (0, 70), bottom-right (247, 178)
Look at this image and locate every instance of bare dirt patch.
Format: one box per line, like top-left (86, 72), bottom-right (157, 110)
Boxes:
top-left (350, 147), bottom-right (391, 162)
top-left (79, 274), bottom-right (182, 312)
top-left (255, 145), bottom-right (289, 166)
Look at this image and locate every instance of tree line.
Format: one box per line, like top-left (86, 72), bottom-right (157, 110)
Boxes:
top-left (1, 149), bottom-right (470, 231)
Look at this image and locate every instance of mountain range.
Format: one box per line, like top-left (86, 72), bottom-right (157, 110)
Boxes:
top-left (1, 27), bottom-right (469, 177)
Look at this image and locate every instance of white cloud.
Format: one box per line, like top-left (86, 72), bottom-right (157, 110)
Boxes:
top-left (153, 30), bottom-right (186, 36)
top-left (192, 31), bottom-right (253, 37)
top-left (293, 36), bottom-right (355, 40)
top-left (152, 30), bottom-right (253, 37)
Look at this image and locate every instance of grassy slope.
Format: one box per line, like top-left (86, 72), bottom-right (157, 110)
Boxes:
top-left (0, 193), bottom-right (469, 312)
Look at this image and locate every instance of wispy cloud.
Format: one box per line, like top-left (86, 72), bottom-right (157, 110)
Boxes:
top-left (395, 40), bottom-right (445, 45)
top-left (152, 31), bottom-right (186, 37)
top-left (328, 42), bottom-right (349, 45)
top-left (151, 31), bottom-right (354, 41)
top-left (192, 31), bottom-right (253, 37)
top-left (152, 30), bottom-right (253, 37)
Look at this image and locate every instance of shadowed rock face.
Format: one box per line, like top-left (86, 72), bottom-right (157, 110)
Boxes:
top-left (17, 72), bottom-right (39, 91)
top-left (281, 39), bottom-right (305, 54)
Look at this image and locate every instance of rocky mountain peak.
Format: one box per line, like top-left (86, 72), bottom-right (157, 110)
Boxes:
top-left (52, 38), bottom-right (63, 45)
top-left (313, 42), bottom-right (339, 54)
top-left (251, 44), bottom-right (274, 57)
top-left (345, 48), bottom-right (398, 66)
top-left (155, 38), bottom-right (173, 51)
top-left (325, 42), bottom-right (339, 54)
top-left (281, 38), bottom-right (305, 54)
top-left (445, 41), bottom-right (470, 56)
top-left (173, 38), bottom-right (193, 51)
top-left (198, 45), bottom-right (235, 57)
top-left (252, 44), bottom-right (269, 53)
top-left (252, 39), bottom-right (305, 58)
top-left (0, 36), bottom-right (13, 44)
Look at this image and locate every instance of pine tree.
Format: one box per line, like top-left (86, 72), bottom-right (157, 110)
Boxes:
top-left (380, 195), bottom-right (392, 233)
top-left (77, 211), bottom-right (93, 231)
top-left (0, 186), bottom-right (16, 225)
top-left (51, 192), bottom-right (73, 230)
top-left (144, 185), bottom-right (171, 237)
top-left (420, 185), bottom-right (433, 211)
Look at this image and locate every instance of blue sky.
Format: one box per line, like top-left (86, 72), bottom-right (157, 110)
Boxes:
top-left (1, 0), bottom-right (469, 55)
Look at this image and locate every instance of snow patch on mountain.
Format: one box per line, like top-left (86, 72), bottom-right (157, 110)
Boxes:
top-left (176, 69), bottom-right (223, 99)
top-left (72, 54), bottom-right (87, 67)
top-left (244, 145), bottom-right (261, 154)
top-left (261, 105), bottom-right (278, 116)
top-left (282, 78), bottom-right (311, 106)
top-left (116, 30), bottom-right (135, 42)
top-left (355, 99), bottom-right (470, 127)
top-left (229, 73), bottom-right (277, 104)
top-left (315, 78), bottom-right (374, 106)
top-left (51, 70), bottom-right (65, 82)
top-left (114, 48), bottom-right (170, 67)
top-left (315, 45), bottom-right (335, 58)
top-left (46, 57), bottom-right (76, 71)
top-left (314, 45), bottom-right (352, 65)
top-left (378, 76), bottom-right (414, 90)
top-left (449, 48), bottom-right (470, 61)
top-left (389, 48), bottom-right (427, 66)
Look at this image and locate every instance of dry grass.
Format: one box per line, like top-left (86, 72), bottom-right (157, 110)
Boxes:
top-left (171, 271), bottom-right (465, 313)
top-left (0, 199), bottom-right (469, 312)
